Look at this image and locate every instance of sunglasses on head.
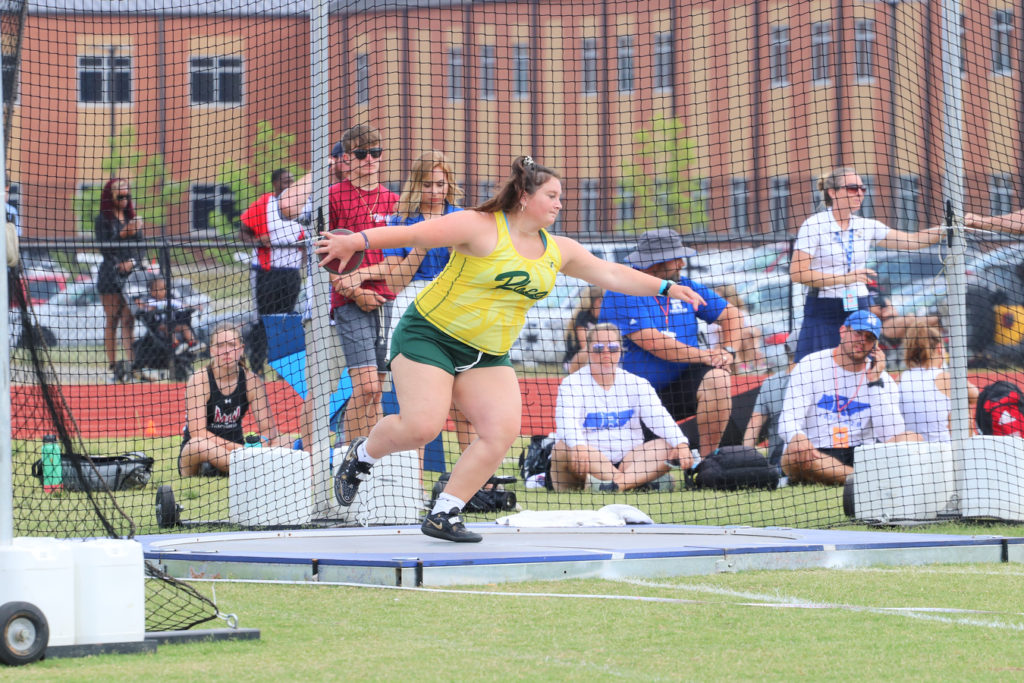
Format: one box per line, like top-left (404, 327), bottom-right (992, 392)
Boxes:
top-left (591, 342), bottom-right (621, 353)
top-left (350, 147), bottom-right (383, 160)
top-left (116, 193), bottom-right (130, 200)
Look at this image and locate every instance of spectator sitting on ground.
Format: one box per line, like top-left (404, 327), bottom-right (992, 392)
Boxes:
top-left (600, 228), bottom-right (743, 457)
top-left (563, 285), bottom-right (603, 374)
top-left (178, 324), bottom-right (289, 476)
top-left (778, 310), bottom-right (921, 485)
top-left (898, 322), bottom-right (979, 443)
top-left (550, 323), bottom-right (694, 492)
top-left (742, 333), bottom-right (796, 470)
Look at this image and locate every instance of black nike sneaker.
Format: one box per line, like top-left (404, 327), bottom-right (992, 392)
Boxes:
top-left (420, 508), bottom-right (482, 543)
top-left (334, 437), bottom-right (372, 506)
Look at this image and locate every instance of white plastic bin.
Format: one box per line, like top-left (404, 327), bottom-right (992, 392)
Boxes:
top-left (0, 538), bottom-right (76, 646)
top-left (72, 539), bottom-right (145, 644)
top-left (229, 446), bottom-right (312, 526)
top-left (853, 442), bottom-right (955, 521)
top-left (959, 436), bottom-right (1024, 521)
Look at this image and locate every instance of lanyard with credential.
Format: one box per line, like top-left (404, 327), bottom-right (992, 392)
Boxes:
top-left (832, 358), bottom-right (866, 417)
top-left (838, 224), bottom-right (855, 274)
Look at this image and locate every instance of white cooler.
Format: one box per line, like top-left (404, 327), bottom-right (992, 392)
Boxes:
top-left (229, 446), bottom-right (312, 526)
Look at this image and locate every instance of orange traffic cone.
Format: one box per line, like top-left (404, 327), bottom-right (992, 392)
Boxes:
top-left (145, 419), bottom-right (158, 438)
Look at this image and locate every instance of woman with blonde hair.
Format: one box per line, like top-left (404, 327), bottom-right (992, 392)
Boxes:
top-left (898, 322), bottom-right (978, 443)
top-left (790, 166), bottom-right (944, 362)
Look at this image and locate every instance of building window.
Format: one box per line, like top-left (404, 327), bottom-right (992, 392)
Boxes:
top-left (728, 177), bottom-right (750, 236)
top-left (514, 43), bottom-right (529, 99)
top-left (858, 174), bottom-right (876, 218)
top-left (654, 176), bottom-right (672, 215)
top-left (579, 178), bottom-right (600, 232)
top-left (582, 37), bottom-right (598, 95)
top-left (475, 181), bottom-right (496, 207)
top-left (769, 24), bottom-right (790, 87)
top-left (809, 175), bottom-right (823, 213)
top-left (854, 19), bottom-right (875, 81)
top-left (811, 21), bottom-right (831, 85)
top-left (895, 175), bottom-right (921, 231)
top-left (992, 9), bottom-right (1013, 76)
top-left (2, 53), bottom-right (17, 104)
top-left (448, 47), bottom-right (464, 101)
top-left (617, 35), bottom-right (634, 93)
top-left (78, 51), bottom-right (131, 103)
top-left (769, 176), bottom-right (790, 235)
top-left (355, 53), bottom-right (370, 105)
top-left (190, 184), bottom-right (233, 233)
top-left (616, 184), bottom-right (635, 227)
top-left (190, 56), bottom-right (242, 105)
top-left (480, 45), bottom-right (496, 100)
top-left (960, 13), bottom-right (967, 75)
top-left (691, 177), bottom-right (710, 233)
top-left (653, 32), bottom-right (673, 92)
top-left (990, 173), bottom-right (1015, 215)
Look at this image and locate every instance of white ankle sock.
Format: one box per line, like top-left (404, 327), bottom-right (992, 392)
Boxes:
top-left (431, 492), bottom-right (465, 515)
top-left (356, 440), bottom-right (376, 465)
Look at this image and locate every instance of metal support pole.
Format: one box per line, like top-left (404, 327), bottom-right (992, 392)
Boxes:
top-left (1, 63), bottom-right (12, 545)
top-left (307, 0), bottom-right (337, 516)
top-left (940, 0), bottom-right (968, 513)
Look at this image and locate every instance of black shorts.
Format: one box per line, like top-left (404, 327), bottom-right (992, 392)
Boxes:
top-left (819, 446), bottom-right (856, 467)
top-left (655, 364), bottom-right (715, 422)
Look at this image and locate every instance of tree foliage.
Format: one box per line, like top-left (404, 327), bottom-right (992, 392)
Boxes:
top-left (72, 126), bottom-right (186, 235)
top-left (618, 115), bottom-right (706, 234)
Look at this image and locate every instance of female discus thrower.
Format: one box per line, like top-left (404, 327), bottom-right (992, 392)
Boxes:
top-left (316, 156), bottom-right (705, 542)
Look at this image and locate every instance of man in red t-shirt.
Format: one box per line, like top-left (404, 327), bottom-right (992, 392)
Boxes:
top-left (325, 124), bottom-right (399, 441)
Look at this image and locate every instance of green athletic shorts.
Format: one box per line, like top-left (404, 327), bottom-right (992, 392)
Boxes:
top-left (389, 305), bottom-right (512, 376)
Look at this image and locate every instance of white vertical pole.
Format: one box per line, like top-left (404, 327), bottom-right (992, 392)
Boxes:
top-left (307, 0), bottom-right (335, 514)
top-left (940, 0), bottom-right (969, 509)
top-left (0, 62), bottom-right (12, 545)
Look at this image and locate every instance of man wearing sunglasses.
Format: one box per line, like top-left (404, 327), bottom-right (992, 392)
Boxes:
top-left (316, 123), bottom-right (400, 443)
top-left (778, 310), bottom-right (920, 486)
top-left (600, 228), bottom-right (744, 458)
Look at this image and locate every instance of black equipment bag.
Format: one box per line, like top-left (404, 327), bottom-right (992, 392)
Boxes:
top-left (518, 434), bottom-right (555, 489)
top-left (430, 473), bottom-right (518, 513)
top-left (32, 452), bottom-right (154, 492)
top-left (685, 445), bottom-right (779, 491)
top-left (975, 380), bottom-right (1024, 436)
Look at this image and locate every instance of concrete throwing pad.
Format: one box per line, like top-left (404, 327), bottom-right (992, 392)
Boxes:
top-left (139, 524), bottom-right (1024, 587)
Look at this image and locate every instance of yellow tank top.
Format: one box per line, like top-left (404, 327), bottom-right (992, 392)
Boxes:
top-left (414, 211), bottom-right (562, 355)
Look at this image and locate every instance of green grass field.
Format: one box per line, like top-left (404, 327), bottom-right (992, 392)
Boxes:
top-left (4, 565), bottom-right (1023, 680)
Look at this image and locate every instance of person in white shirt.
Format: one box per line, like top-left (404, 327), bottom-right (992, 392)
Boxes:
top-left (898, 322), bottom-right (979, 443)
top-left (789, 167), bottom-right (944, 362)
top-left (779, 310), bottom-right (920, 485)
top-left (550, 323), bottom-right (694, 492)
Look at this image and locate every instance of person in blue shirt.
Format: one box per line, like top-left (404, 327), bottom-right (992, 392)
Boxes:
top-left (600, 228), bottom-right (742, 456)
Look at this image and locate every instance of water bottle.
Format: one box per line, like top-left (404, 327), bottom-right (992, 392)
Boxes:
top-left (41, 434), bottom-right (63, 493)
top-left (244, 433), bottom-right (261, 448)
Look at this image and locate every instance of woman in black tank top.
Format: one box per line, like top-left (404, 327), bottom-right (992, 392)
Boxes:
top-left (178, 325), bottom-right (287, 477)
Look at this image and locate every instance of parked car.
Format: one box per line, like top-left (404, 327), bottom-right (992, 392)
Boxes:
top-left (9, 269), bottom-right (69, 309)
top-left (26, 275), bottom-right (210, 348)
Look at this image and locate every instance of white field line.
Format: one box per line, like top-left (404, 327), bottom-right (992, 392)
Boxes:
top-left (613, 577), bottom-right (1024, 631)
top-left (182, 576), bottom-right (1024, 631)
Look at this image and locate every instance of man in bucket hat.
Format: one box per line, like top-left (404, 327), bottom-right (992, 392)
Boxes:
top-left (600, 228), bottom-right (744, 458)
top-left (778, 309), bottom-right (920, 485)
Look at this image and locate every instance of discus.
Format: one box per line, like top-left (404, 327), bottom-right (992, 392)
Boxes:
top-left (320, 228), bottom-right (365, 275)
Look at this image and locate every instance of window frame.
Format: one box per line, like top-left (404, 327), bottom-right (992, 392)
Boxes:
top-left (190, 54), bottom-right (243, 106)
top-left (992, 9), bottom-right (1014, 76)
top-left (78, 50), bottom-right (132, 104)
top-left (513, 43), bottom-right (530, 100)
top-left (811, 21), bottom-right (831, 85)
top-left (448, 46), bottom-right (464, 101)
top-left (480, 44), bottom-right (496, 101)
top-left (653, 31), bottom-right (673, 93)
top-left (769, 24), bottom-right (790, 87)
top-left (617, 35), bottom-right (635, 94)
top-left (581, 37), bottom-right (598, 96)
top-left (854, 19), bottom-right (875, 82)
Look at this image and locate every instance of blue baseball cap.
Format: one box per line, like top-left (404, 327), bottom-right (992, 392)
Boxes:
top-left (843, 310), bottom-right (883, 339)
top-left (331, 141), bottom-right (345, 158)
